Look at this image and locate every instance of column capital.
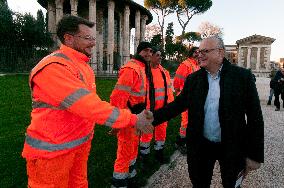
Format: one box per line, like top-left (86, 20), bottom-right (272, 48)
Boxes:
top-left (125, 5), bottom-right (130, 12)
top-left (70, 0), bottom-right (78, 16)
top-left (55, 0), bottom-right (64, 7)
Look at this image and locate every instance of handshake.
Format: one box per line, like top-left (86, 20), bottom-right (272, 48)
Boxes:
top-left (135, 109), bottom-right (154, 134)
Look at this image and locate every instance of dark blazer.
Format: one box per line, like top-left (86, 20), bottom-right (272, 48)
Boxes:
top-left (153, 58), bottom-right (264, 163)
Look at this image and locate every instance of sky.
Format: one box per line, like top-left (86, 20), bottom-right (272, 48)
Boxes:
top-left (7, 0), bottom-right (283, 62)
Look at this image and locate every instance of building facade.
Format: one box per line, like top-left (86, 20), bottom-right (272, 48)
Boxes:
top-left (236, 34), bottom-right (275, 77)
top-left (225, 45), bottom-right (238, 65)
top-left (37, 0), bottom-right (152, 75)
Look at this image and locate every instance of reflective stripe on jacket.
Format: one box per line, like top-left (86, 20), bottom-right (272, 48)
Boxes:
top-left (22, 45), bottom-right (136, 159)
top-left (173, 58), bottom-right (200, 93)
top-left (148, 65), bottom-right (174, 110)
top-left (110, 59), bottom-right (148, 110)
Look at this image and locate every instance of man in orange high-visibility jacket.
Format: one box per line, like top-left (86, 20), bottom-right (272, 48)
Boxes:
top-left (140, 47), bottom-right (174, 165)
top-left (22, 15), bottom-right (153, 188)
top-left (173, 47), bottom-right (199, 154)
top-left (110, 41), bottom-right (155, 188)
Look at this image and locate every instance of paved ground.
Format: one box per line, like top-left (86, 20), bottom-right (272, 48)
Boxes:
top-left (145, 77), bottom-right (284, 188)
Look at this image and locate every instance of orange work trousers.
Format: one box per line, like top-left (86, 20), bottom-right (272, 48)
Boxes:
top-left (140, 122), bottom-right (167, 143)
top-left (114, 127), bottom-right (139, 174)
top-left (179, 110), bottom-right (188, 138)
top-left (26, 140), bottom-right (91, 188)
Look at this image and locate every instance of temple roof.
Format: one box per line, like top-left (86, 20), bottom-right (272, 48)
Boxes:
top-left (236, 34), bottom-right (275, 45)
top-left (37, 0), bottom-right (153, 24)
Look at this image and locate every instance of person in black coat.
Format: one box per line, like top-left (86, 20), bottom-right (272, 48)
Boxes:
top-left (152, 36), bottom-right (264, 188)
top-left (270, 66), bottom-right (284, 111)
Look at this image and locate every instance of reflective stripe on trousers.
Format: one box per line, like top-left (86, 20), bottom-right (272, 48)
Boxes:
top-left (25, 131), bottom-right (93, 152)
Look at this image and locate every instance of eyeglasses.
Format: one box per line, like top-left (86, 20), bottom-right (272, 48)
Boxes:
top-left (196, 48), bottom-right (221, 55)
top-left (73, 35), bottom-right (96, 41)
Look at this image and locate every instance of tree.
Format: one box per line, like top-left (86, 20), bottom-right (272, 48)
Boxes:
top-left (150, 34), bottom-right (162, 51)
top-left (176, 31), bottom-right (202, 48)
top-left (198, 21), bottom-right (224, 38)
top-left (174, 0), bottom-right (212, 35)
top-left (164, 22), bottom-right (175, 59)
top-left (144, 0), bottom-right (175, 49)
top-left (145, 24), bottom-right (160, 42)
top-left (0, 2), bottom-right (16, 46)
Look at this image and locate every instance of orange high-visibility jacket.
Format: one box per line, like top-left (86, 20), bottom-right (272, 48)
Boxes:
top-left (148, 65), bottom-right (174, 110)
top-left (110, 59), bottom-right (148, 110)
top-left (173, 58), bottom-right (200, 94)
top-left (22, 45), bottom-right (137, 159)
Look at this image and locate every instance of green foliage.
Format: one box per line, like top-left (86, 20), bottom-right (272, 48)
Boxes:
top-left (174, 0), bottom-right (213, 35)
top-left (0, 75), bottom-right (180, 188)
top-left (176, 31), bottom-right (202, 47)
top-left (150, 34), bottom-right (163, 50)
top-left (0, 2), bottom-right (16, 46)
top-left (0, 7), bottom-right (54, 73)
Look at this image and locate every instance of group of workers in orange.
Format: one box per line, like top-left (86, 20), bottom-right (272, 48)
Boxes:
top-left (21, 15), bottom-right (199, 188)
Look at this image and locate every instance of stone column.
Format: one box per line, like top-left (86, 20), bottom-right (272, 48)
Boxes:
top-left (140, 15), bottom-right (148, 42)
top-left (134, 10), bottom-right (141, 53)
top-left (89, 0), bottom-right (97, 71)
top-left (70, 0), bottom-right (78, 16)
top-left (107, 0), bottom-right (115, 73)
top-left (256, 47), bottom-right (261, 71)
top-left (47, 1), bottom-right (56, 41)
top-left (238, 47), bottom-right (243, 67)
top-left (123, 5), bottom-right (130, 64)
top-left (55, 0), bottom-right (64, 24)
top-left (119, 13), bottom-right (123, 68)
top-left (247, 47), bottom-right (251, 69)
top-left (266, 46), bottom-right (271, 71)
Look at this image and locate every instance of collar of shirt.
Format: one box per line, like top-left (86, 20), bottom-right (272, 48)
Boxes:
top-left (206, 64), bottom-right (223, 80)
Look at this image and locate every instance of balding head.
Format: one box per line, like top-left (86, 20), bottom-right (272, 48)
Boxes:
top-left (197, 36), bottom-right (226, 75)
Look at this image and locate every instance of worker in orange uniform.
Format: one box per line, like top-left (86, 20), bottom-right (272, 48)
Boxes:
top-left (139, 47), bottom-right (174, 165)
top-left (173, 47), bottom-right (199, 154)
top-left (22, 15), bottom-right (153, 188)
top-left (110, 41), bottom-right (155, 188)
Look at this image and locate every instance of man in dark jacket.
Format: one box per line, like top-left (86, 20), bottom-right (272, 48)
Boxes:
top-left (152, 36), bottom-right (264, 188)
top-left (270, 65), bottom-right (284, 111)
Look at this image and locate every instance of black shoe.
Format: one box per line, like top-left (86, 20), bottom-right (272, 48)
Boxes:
top-left (128, 177), bottom-right (147, 188)
top-left (175, 136), bottom-right (186, 147)
top-left (267, 100), bottom-right (271, 105)
top-left (155, 149), bottom-right (170, 164)
top-left (275, 107), bottom-right (280, 111)
top-left (139, 153), bottom-right (150, 171)
top-left (175, 136), bottom-right (187, 155)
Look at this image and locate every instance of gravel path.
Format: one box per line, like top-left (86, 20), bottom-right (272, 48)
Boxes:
top-left (144, 78), bottom-right (284, 188)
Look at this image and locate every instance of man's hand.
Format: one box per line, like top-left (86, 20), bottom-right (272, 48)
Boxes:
top-left (135, 110), bottom-right (154, 135)
top-left (244, 158), bottom-right (261, 177)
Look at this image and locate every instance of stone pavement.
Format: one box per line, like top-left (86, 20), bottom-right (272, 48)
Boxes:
top-left (144, 77), bottom-right (284, 188)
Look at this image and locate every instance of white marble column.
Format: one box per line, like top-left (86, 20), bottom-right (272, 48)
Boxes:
top-left (89, 0), bottom-right (97, 71)
top-left (134, 10), bottom-right (141, 53)
top-left (107, 0), bottom-right (115, 73)
top-left (119, 13), bottom-right (123, 67)
top-left (47, 1), bottom-right (56, 41)
top-left (55, 0), bottom-right (64, 24)
top-left (256, 47), bottom-right (261, 71)
top-left (70, 0), bottom-right (78, 16)
top-left (238, 47), bottom-right (243, 67)
top-left (123, 5), bottom-right (130, 64)
top-left (247, 47), bottom-right (251, 69)
top-left (140, 15), bottom-right (148, 42)
top-left (266, 46), bottom-right (271, 71)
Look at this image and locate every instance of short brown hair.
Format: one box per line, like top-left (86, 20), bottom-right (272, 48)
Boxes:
top-left (56, 15), bottom-right (94, 43)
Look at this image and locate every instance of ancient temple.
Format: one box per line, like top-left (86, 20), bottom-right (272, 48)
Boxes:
top-left (37, 0), bottom-right (152, 75)
top-left (236, 34), bottom-right (275, 77)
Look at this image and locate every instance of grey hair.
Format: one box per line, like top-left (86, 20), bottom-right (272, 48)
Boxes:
top-left (204, 36), bottom-right (225, 50)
